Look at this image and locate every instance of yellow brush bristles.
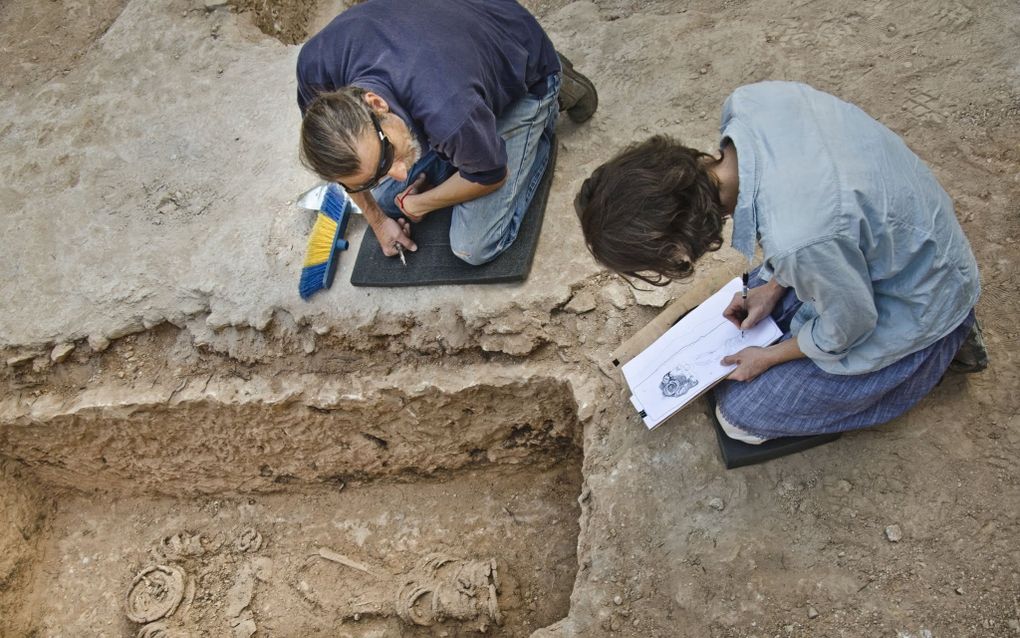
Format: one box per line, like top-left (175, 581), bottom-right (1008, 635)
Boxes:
top-left (302, 213), bottom-right (339, 267)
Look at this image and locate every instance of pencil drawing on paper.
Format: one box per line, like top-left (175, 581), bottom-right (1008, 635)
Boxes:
top-left (660, 365), bottom-right (699, 398)
top-left (621, 277), bottom-right (782, 428)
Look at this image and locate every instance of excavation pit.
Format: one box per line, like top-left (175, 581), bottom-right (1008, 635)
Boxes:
top-left (0, 370), bottom-right (585, 636)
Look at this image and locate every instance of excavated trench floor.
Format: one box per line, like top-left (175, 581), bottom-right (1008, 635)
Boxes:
top-left (25, 462), bottom-right (581, 636)
top-left (3, 367), bottom-right (585, 636)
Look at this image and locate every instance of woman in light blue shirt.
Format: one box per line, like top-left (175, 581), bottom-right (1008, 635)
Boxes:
top-left (575, 81), bottom-right (986, 443)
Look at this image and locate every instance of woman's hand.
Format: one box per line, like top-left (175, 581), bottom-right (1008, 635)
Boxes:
top-left (721, 346), bottom-right (775, 382)
top-left (722, 338), bottom-right (806, 382)
top-left (723, 278), bottom-right (787, 331)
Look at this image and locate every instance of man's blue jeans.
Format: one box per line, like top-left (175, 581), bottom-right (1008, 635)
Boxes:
top-left (371, 75), bottom-right (560, 265)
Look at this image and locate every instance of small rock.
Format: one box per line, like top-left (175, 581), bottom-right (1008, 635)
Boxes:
top-left (613, 595), bottom-right (623, 605)
top-left (601, 282), bottom-right (633, 310)
top-left (955, 587), bottom-right (965, 595)
top-left (885, 524), bottom-right (903, 542)
top-left (49, 343), bottom-right (76, 363)
top-left (5, 352), bottom-right (34, 367)
top-left (1006, 619), bottom-right (1019, 631)
top-left (807, 607), bottom-right (819, 619)
top-left (610, 616), bottom-right (621, 631)
top-left (88, 335), bottom-right (111, 352)
top-left (631, 285), bottom-right (673, 308)
top-left (203, 0), bottom-right (229, 10)
top-left (708, 497), bottom-right (725, 511)
top-left (565, 291), bottom-right (597, 314)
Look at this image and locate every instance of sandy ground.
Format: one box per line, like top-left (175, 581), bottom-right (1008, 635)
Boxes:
top-left (1, 0), bottom-right (1018, 637)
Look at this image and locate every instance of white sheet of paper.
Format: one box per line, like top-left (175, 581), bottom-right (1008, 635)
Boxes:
top-left (621, 277), bottom-right (782, 429)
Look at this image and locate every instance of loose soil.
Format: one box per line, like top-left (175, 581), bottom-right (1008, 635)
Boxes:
top-left (1, 0), bottom-right (1018, 637)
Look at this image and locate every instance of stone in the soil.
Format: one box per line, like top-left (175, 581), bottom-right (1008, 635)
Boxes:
top-left (885, 524), bottom-right (903, 542)
top-left (601, 281), bottom-right (633, 310)
top-left (708, 497), bottom-right (725, 511)
top-left (50, 342), bottom-right (76, 362)
top-left (565, 290), bottom-right (597, 314)
top-left (807, 606), bottom-right (819, 619)
top-left (225, 564), bottom-right (256, 618)
top-left (5, 352), bottom-right (35, 366)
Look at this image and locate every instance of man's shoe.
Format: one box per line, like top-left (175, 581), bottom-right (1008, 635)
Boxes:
top-left (557, 53), bottom-right (598, 123)
top-left (950, 319), bottom-right (989, 373)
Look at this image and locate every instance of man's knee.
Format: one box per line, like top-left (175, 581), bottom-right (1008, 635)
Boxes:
top-left (450, 235), bottom-right (503, 266)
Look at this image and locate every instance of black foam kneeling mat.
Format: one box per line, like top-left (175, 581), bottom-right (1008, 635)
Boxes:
top-left (707, 395), bottom-right (841, 469)
top-left (350, 142), bottom-right (557, 287)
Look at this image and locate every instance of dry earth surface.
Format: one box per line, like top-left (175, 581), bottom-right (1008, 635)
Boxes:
top-left (0, 0), bottom-right (1018, 637)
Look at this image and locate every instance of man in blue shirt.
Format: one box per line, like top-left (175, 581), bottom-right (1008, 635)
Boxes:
top-left (297, 0), bottom-right (597, 265)
top-left (575, 81), bottom-right (987, 442)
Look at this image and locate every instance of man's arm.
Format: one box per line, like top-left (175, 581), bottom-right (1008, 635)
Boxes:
top-left (397, 170), bottom-right (507, 221)
top-left (350, 190), bottom-right (417, 257)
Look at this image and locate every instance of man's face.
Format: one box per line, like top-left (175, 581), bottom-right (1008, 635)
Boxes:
top-left (338, 112), bottom-right (420, 193)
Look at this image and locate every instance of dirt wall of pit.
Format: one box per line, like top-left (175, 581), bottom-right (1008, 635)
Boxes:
top-left (0, 366), bottom-right (584, 496)
top-left (0, 460), bottom-right (50, 636)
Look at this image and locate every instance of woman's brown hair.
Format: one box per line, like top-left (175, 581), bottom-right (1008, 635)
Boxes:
top-left (574, 135), bottom-right (725, 286)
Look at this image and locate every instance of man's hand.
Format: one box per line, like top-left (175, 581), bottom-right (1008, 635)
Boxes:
top-left (721, 346), bottom-right (774, 382)
top-left (723, 279), bottom-right (787, 331)
top-left (395, 174), bottom-right (430, 222)
top-left (372, 216), bottom-right (417, 257)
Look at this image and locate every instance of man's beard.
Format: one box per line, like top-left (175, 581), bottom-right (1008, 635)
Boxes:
top-left (406, 133), bottom-right (422, 168)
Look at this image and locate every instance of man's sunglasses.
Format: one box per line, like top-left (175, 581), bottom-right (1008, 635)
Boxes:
top-left (340, 111), bottom-right (395, 194)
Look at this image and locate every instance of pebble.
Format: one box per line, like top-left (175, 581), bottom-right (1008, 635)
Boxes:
top-left (600, 282), bottom-right (633, 310)
top-left (885, 524), bottom-right (903, 542)
top-left (708, 497), bottom-right (725, 511)
top-left (565, 291), bottom-right (597, 314)
top-left (88, 335), bottom-right (111, 352)
top-left (955, 587), bottom-right (965, 595)
top-left (50, 343), bottom-right (75, 363)
top-left (5, 352), bottom-right (34, 366)
top-left (613, 595), bottom-right (623, 605)
top-left (807, 607), bottom-right (819, 619)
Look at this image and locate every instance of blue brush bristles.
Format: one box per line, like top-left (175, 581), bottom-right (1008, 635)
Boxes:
top-left (298, 185), bottom-right (353, 300)
top-left (299, 262), bottom-right (330, 300)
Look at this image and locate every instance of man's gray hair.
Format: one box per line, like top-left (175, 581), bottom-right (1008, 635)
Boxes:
top-left (300, 86), bottom-right (373, 182)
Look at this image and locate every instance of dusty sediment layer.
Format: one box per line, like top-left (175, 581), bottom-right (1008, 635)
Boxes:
top-left (29, 461), bottom-right (584, 637)
top-left (0, 364), bottom-right (594, 496)
top-left (1, 0), bottom-right (1019, 636)
top-left (0, 460), bottom-right (50, 633)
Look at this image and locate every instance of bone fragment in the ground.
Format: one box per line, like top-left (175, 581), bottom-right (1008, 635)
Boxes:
top-left (309, 548), bottom-right (503, 630)
top-left (126, 565), bottom-right (186, 624)
top-left (317, 547), bottom-right (388, 578)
